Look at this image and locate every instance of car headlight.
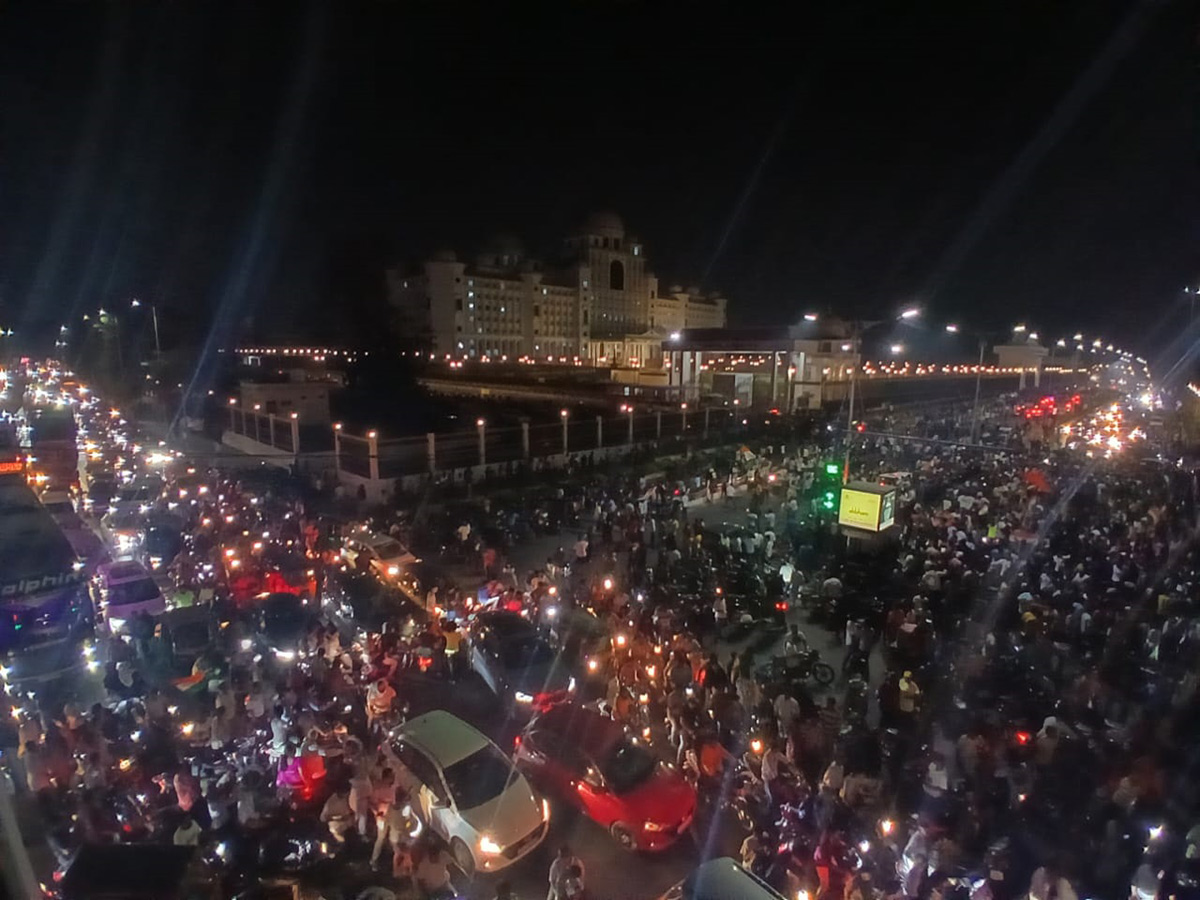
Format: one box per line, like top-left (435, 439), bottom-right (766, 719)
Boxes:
top-left (479, 835), bottom-right (502, 855)
top-left (644, 820), bottom-right (665, 832)
top-left (108, 617), bottom-right (127, 633)
top-left (387, 565), bottom-right (399, 576)
top-left (275, 649), bottom-right (296, 662)
top-left (514, 691), bottom-right (534, 704)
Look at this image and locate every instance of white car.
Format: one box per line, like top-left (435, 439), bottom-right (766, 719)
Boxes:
top-left (384, 711), bottom-right (548, 876)
top-left (342, 532), bottom-right (419, 582)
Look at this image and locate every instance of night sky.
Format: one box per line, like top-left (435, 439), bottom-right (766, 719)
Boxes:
top-left (0, 1), bottom-right (1195, 352)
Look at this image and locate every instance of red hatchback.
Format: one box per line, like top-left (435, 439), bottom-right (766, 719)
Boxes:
top-left (515, 703), bottom-right (696, 851)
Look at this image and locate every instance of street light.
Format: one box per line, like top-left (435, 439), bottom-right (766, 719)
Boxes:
top-left (803, 313), bottom-right (819, 322)
top-left (620, 404), bottom-right (634, 444)
top-left (1013, 324), bottom-right (1027, 333)
top-left (559, 409), bottom-right (569, 456)
top-left (843, 309), bottom-right (920, 480)
top-left (944, 324), bottom-right (959, 333)
top-left (130, 299), bottom-right (161, 357)
top-left (476, 418), bottom-right (486, 467)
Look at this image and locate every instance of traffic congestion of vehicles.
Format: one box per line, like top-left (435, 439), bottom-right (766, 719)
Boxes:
top-left (2, 357), bottom-right (1198, 900)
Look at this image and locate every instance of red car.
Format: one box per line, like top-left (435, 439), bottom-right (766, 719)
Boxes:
top-left (515, 703), bottom-right (696, 851)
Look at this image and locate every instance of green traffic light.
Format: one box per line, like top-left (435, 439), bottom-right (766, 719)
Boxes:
top-left (824, 462), bottom-right (840, 476)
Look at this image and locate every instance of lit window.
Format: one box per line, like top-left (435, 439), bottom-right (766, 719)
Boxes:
top-left (468, 291), bottom-right (474, 297)
top-left (633, 246), bottom-right (640, 256)
top-left (542, 288), bottom-right (548, 295)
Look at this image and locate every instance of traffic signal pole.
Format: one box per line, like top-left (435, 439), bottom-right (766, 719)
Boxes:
top-left (843, 323), bottom-right (859, 483)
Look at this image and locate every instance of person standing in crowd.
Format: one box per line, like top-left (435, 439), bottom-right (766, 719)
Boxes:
top-left (547, 844), bottom-right (585, 900)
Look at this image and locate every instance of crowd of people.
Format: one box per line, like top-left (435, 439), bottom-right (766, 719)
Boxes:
top-left (6, 382), bottom-right (1197, 900)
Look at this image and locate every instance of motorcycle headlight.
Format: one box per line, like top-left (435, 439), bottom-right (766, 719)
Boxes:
top-left (479, 834), bottom-right (502, 855)
top-left (387, 565), bottom-right (399, 577)
top-left (514, 691), bottom-right (534, 704)
top-left (568, 677), bottom-right (576, 692)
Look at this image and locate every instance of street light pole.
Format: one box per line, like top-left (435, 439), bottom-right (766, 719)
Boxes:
top-left (842, 307), bottom-right (918, 481)
top-left (150, 304), bottom-right (161, 357)
top-left (559, 409), bottom-right (569, 457)
top-left (970, 337), bottom-right (985, 444)
top-left (843, 329), bottom-right (858, 484)
top-left (131, 299), bottom-right (161, 357)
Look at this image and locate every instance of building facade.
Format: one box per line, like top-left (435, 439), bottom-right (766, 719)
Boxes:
top-left (663, 322), bottom-right (861, 409)
top-left (386, 213), bottom-right (727, 363)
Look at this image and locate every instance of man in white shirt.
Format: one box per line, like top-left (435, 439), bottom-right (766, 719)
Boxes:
top-left (547, 844), bottom-right (585, 900)
top-left (320, 785), bottom-right (354, 842)
top-left (760, 740), bottom-right (790, 809)
top-left (173, 817), bottom-right (202, 846)
top-left (774, 691), bottom-right (800, 735)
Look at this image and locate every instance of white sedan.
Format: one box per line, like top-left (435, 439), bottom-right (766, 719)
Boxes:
top-left (384, 710), bottom-right (549, 876)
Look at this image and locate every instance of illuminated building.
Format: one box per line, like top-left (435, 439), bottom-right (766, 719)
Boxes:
top-left (386, 213), bottom-right (727, 363)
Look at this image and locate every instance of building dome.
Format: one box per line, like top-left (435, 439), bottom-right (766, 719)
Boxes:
top-left (582, 211), bottom-right (625, 239)
top-left (482, 232), bottom-right (525, 258)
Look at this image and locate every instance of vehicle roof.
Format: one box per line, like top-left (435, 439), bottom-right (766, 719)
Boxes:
top-left (0, 481), bottom-right (78, 580)
top-left (61, 844), bottom-right (194, 899)
top-left (262, 592), bottom-right (304, 612)
top-left (400, 710), bottom-right (491, 767)
top-left (97, 559), bottom-right (153, 583)
top-left (682, 858), bottom-right (785, 900)
top-left (476, 609), bottom-right (537, 639)
top-left (532, 703), bottom-right (622, 758)
top-left (161, 606), bottom-right (212, 625)
top-left (365, 533), bottom-right (407, 553)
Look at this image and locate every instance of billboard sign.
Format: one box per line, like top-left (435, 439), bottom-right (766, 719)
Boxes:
top-left (838, 482), bottom-right (898, 533)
